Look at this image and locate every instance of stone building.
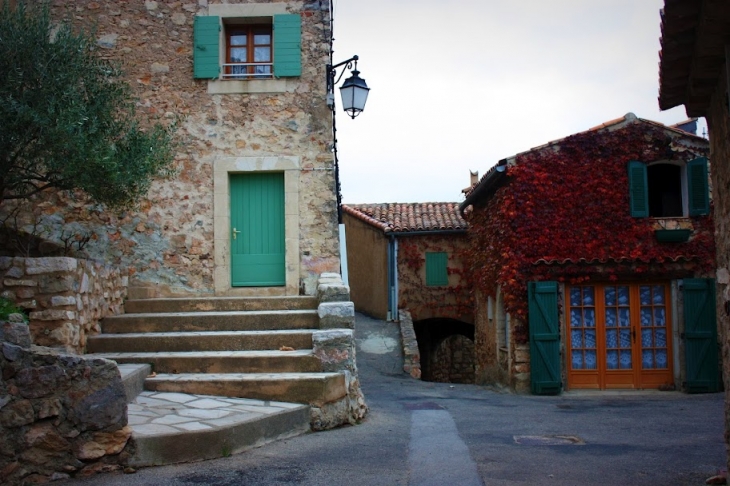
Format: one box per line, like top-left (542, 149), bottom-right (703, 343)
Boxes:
top-left (461, 114), bottom-right (717, 394)
top-left (657, 0), bottom-right (730, 473)
top-left (342, 203), bottom-right (475, 383)
top-left (13, 0), bottom-right (341, 299)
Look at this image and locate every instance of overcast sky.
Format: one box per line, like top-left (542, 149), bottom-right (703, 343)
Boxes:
top-left (329, 0), bottom-right (701, 204)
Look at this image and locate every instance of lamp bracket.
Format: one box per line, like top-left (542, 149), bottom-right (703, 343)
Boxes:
top-left (327, 55), bottom-right (358, 93)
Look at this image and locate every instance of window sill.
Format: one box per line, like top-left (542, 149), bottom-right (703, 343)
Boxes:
top-left (651, 217), bottom-right (693, 231)
top-left (207, 78), bottom-right (295, 95)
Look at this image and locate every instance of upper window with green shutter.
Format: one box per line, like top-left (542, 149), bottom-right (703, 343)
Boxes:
top-left (193, 8), bottom-right (302, 92)
top-left (628, 158), bottom-right (709, 218)
top-left (425, 252), bottom-right (449, 287)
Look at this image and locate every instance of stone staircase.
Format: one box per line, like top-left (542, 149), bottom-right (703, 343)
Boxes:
top-left (85, 275), bottom-right (365, 466)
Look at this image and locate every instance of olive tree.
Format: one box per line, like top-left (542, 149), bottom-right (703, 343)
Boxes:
top-left (0, 1), bottom-right (175, 209)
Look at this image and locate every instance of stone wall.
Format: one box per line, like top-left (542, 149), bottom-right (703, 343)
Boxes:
top-left (429, 334), bottom-right (475, 384)
top-left (0, 321), bottom-right (131, 485)
top-left (398, 310), bottom-right (421, 379)
top-left (10, 0), bottom-right (339, 297)
top-left (0, 257), bottom-right (127, 354)
top-left (309, 273), bottom-right (367, 429)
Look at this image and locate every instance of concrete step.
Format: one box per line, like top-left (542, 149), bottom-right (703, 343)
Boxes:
top-left (87, 330), bottom-right (315, 353)
top-left (144, 372), bottom-right (347, 406)
top-left (117, 363), bottom-right (151, 403)
top-left (101, 309), bottom-right (319, 334)
top-left (124, 296), bottom-right (318, 314)
top-left (93, 350), bottom-right (322, 374)
top-left (128, 391), bottom-right (310, 467)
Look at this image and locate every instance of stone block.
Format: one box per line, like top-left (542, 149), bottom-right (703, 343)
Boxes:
top-left (50, 296), bottom-right (77, 307)
top-left (25, 258), bottom-right (77, 276)
top-left (317, 283), bottom-right (350, 303)
top-left (4, 279), bottom-right (37, 287)
top-left (317, 301), bottom-right (355, 329)
top-left (1, 322), bottom-right (32, 348)
top-left (312, 329), bottom-right (356, 373)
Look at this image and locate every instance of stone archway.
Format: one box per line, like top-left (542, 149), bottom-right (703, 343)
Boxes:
top-left (414, 318), bottom-right (475, 384)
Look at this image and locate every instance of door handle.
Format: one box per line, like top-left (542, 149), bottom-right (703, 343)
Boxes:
top-left (232, 227), bottom-right (241, 240)
top-left (631, 329), bottom-right (636, 344)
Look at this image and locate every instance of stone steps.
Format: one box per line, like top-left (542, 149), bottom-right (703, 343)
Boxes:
top-left (143, 372), bottom-right (347, 405)
top-left (124, 296), bottom-right (318, 314)
top-left (96, 350), bottom-right (322, 374)
top-left (101, 309), bottom-right (319, 334)
top-left (88, 329), bottom-right (314, 353)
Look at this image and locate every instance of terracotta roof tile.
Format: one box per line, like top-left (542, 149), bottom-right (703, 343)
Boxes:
top-left (342, 202), bottom-right (468, 233)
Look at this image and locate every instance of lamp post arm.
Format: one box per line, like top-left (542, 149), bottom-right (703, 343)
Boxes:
top-left (327, 55), bottom-right (359, 92)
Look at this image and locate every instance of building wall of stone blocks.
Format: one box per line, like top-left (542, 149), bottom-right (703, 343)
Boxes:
top-left (9, 0), bottom-right (339, 297)
top-left (396, 234), bottom-right (472, 323)
top-left (0, 257), bottom-right (127, 354)
top-left (429, 334), bottom-right (475, 384)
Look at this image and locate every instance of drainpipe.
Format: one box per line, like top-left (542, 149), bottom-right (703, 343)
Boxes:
top-left (387, 234), bottom-right (399, 321)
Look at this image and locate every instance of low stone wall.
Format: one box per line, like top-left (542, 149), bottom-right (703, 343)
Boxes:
top-left (0, 257), bottom-right (127, 354)
top-left (310, 273), bottom-right (367, 429)
top-left (398, 310), bottom-right (422, 379)
top-left (430, 334), bottom-right (475, 384)
top-left (0, 321), bottom-right (131, 485)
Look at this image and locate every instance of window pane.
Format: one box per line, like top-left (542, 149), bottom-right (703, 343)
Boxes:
top-left (640, 286), bottom-right (651, 305)
top-left (652, 285), bottom-right (665, 305)
top-left (254, 33), bottom-right (271, 44)
top-left (254, 46), bottom-right (270, 62)
top-left (585, 350), bottom-right (597, 369)
top-left (654, 308), bottom-right (666, 326)
top-left (640, 307), bottom-right (652, 326)
top-left (583, 287), bottom-right (594, 305)
top-left (572, 350), bottom-right (583, 370)
top-left (642, 328), bottom-right (653, 347)
top-left (620, 350), bottom-right (632, 369)
top-left (617, 286), bottom-right (629, 305)
top-left (619, 329), bottom-right (631, 348)
top-left (618, 308), bottom-right (630, 327)
top-left (642, 350), bottom-right (654, 368)
top-left (570, 288), bottom-right (581, 307)
top-left (655, 328), bottom-right (667, 348)
top-left (571, 330), bottom-right (582, 348)
top-left (605, 308), bottom-right (617, 327)
top-left (230, 34), bottom-right (247, 46)
top-left (583, 309), bottom-right (595, 327)
top-left (607, 350), bottom-right (618, 369)
top-left (584, 330), bottom-right (596, 349)
top-left (570, 309), bottom-right (582, 327)
top-left (606, 329), bottom-right (618, 348)
top-left (605, 286), bottom-right (616, 306)
top-left (230, 47), bottom-right (247, 63)
top-left (655, 350), bottom-right (668, 369)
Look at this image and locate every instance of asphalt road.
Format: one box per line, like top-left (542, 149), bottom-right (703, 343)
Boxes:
top-left (61, 313), bottom-right (726, 486)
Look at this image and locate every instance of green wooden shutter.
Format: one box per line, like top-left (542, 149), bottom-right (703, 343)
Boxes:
top-left (528, 281), bottom-right (561, 395)
top-left (628, 160), bottom-right (649, 217)
top-left (687, 157), bottom-right (710, 216)
top-left (193, 16), bottom-right (220, 79)
top-left (425, 252), bottom-right (448, 286)
top-left (273, 14), bottom-right (301, 77)
top-left (683, 278), bottom-right (720, 393)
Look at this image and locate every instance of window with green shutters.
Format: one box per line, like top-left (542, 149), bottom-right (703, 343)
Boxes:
top-left (628, 157), bottom-right (709, 218)
top-left (193, 14), bottom-right (301, 80)
top-left (425, 252), bottom-right (449, 287)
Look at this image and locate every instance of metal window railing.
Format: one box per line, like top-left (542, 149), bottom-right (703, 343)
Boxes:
top-left (220, 63), bottom-right (274, 79)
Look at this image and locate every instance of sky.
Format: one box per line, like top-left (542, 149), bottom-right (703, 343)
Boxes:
top-left (329, 0), bottom-right (703, 204)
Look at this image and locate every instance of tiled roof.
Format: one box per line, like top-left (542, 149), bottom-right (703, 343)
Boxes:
top-left (342, 203), bottom-right (468, 233)
top-left (533, 255), bottom-right (697, 266)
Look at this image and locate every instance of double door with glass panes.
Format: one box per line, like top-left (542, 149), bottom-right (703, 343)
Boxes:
top-left (567, 283), bottom-right (673, 389)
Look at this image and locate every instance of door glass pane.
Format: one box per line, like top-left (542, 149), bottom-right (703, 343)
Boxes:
top-left (570, 288), bottom-right (581, 307)
top-left (618, 308), bottom-right (630, 327)
top-left (583, 287), bottom-right (594, 305)
top-left (569, 286), bottom-right (596, 370)
top-left (620, 350), bottom-right (632, 369)
top-left (639, 284), bottom-right (669, 370)
top-left (640, 286), bottom-right (651, 305)
top-left (652, 285), bottom-right (665, 304)
top-left (607, 350), bottom-right (618, 369)
top-left (604, 285), bottom-right (632, 371)
top-left (605, 287), bottom-right (616, 306)
top-left (617, 286), bottom-right (629, 305)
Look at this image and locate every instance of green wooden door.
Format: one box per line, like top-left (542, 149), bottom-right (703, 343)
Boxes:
top-left (683, 278), bottom-right (720, 393)
top-left (529, 281), bottom-right (562, 395)
top-left (230, 173), bottom-right (285, 286)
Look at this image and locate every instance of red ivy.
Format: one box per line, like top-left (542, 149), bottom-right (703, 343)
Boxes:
top-left (464, 124), bottom-right (714, 343)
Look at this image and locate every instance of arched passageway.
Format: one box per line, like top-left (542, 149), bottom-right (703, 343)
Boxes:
top-left (414, 318), bottom-right (475, 384)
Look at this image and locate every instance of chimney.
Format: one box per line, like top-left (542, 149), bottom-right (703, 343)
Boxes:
top-left (470, 170), bottom-right (479, 186)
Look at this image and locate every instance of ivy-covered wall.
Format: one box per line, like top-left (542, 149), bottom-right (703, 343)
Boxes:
top-left (397, 235), bottom-right (472, 323)
top-left (466, 121), bottom-right (714, 390)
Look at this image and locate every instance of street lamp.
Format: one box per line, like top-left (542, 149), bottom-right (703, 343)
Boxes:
top-left (327, 55), bottom-right (369, 118)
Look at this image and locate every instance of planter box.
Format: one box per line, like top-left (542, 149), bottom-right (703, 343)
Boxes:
top-left (655, 229), bottom-right (691, 243)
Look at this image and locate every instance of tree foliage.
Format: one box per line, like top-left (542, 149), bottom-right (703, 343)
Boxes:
top-left (0, 1), bottom-right (175, 208)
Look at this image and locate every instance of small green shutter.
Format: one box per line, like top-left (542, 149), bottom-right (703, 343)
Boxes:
top-left (628, 160), bottom-right (649, 217)
top-left (425, 252), bottom-right (448, 286)
top-left (273, 14), bottom-right (301, 77)
top-left (683, 278), bottom-right (720, 393)
top-left (193, 16), bottom-right (220, 79)
top-left (687, 157), bottom-right (710, 216)
top-left (528, 281), bottom-right (561, 395)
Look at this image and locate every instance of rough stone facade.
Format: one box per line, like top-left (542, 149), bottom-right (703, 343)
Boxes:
top-left (398, 310), bottom-right (421, 379)
top-left (429, 334), bottom-right (475, 384)
top-left (0, 257), bottom-right (127, 354)
top-left (12, 0), bottom-right (339, 298)
top-left (0, 323), bottom-right (131, 485)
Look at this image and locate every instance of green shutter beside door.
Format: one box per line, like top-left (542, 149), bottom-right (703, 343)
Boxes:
top-left (628, 160), bottom-right (649, 218)
top-left (687, 157), bottom-right (710, 216)
top-left (529, 281), bottom-right (561, 395)
top-left (273, 14), bottom-right (301, 77)
top-left (193, 16), bottom-right (220, 79)
top-left (425, 252), bottom-right (448, 286)
top-left (683, 278), bottom-right (720, 393)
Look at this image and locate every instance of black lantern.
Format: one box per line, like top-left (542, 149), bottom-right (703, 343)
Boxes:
top-left (327, 55), bottom-right (369, 118)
